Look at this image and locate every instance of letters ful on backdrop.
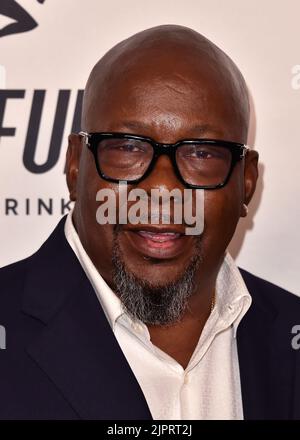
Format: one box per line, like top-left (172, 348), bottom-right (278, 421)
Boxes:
top-left (0, 0), bottom-right (299, 295)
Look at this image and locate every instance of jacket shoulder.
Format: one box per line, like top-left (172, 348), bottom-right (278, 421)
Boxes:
top-left (240, 267), bottom-right (300, 312)
top-left (0, 256), bottom-right (34, 309)
top-left (0, 255), bottom-right (31, 279)
top-left (0, 217), bottom-right (67, 307)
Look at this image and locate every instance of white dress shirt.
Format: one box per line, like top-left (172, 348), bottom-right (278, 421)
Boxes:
top-left (64, 210), bottom-right (252, 420)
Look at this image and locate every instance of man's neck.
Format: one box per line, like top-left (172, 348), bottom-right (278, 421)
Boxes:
top-left (147, 286), bottom-right (215, 369)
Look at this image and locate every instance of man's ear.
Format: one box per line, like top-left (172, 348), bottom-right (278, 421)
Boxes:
top-left (241, 149), bottom-right (259, 217)
top-left (66, 133), bottom-right (82, 201)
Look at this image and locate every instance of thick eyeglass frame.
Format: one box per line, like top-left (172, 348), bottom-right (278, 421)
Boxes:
top-left (79, 131), bottom-right (249, 190)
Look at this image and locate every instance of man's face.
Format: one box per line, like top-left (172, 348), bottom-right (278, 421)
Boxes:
top-left (67, 51), bottom-right (258, 314)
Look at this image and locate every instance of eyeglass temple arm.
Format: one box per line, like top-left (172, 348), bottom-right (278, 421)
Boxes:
top-left (241, 145), bottom-right (250, 158)
top-left (79, 131), bottom-right (90, 146)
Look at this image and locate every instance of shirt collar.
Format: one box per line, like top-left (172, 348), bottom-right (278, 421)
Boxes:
top-left (215, 252), bottom-right (252, 337)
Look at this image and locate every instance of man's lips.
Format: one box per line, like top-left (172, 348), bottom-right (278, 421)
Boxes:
top-left (120, 225), bottom-right (190, 259)
top-left (136, 230), bottom-right (181, 246)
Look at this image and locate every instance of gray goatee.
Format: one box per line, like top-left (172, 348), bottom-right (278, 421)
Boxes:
top-left (111, 232), bottom-right (202, 326)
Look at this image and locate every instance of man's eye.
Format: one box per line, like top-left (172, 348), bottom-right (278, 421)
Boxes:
top-left (185, 148), bottom-right (215, 159)
top-left (193, 149), bottom-right (213, 159)
top-left (111, 144), bottom-right (141, 152)
top-left (183, 145), bottom-right (228, 160)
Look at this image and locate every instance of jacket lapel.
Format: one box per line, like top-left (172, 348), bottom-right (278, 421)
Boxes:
top-left (238, 271), bottom-right (298, 420)
top-left (22, 217), bottom-right (152, 420)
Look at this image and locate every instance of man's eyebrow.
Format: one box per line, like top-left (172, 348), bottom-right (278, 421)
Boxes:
top-left (121, 120), bottom-right (150, 132)
top-left (121, 120), bottom-right (221, 136)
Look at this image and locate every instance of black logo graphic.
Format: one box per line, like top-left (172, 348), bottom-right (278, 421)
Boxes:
top-left (0, 89), bottom-right (83, 173)
top-left (0, 0), bottom-right (45, 38)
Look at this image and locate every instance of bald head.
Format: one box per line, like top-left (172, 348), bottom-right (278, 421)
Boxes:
top-left (81, 24), bottom-right (250, 141)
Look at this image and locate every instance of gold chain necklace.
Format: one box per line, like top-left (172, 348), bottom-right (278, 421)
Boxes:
top-left (210, 291), bottom-right (216, 314)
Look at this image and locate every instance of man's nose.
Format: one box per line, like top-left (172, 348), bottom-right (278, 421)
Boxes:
top-left (137, 154), bottom-right (185, 193)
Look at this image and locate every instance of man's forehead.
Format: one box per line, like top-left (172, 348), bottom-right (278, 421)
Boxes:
top-left (83, 67), bottom-right (241, 140)
top-left (117, 120), bottom-right (218, 136)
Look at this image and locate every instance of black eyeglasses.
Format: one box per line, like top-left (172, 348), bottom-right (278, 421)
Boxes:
top-left (79, 131), bottom-right (249, 189)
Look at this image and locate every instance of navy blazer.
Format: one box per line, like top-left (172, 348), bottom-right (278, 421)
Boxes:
top-left (0, 217), bottom-right (300, 420)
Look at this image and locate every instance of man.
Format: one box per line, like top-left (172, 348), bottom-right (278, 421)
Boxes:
top-left (0, 24), bottom-right (300, 420)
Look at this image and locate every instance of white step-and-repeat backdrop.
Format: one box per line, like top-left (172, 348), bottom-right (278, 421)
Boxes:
top-left (0, 0), bottom-right (299, 294)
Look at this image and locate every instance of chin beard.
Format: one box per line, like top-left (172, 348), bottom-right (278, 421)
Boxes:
top-left (111, 232), bottom-right (203, 326)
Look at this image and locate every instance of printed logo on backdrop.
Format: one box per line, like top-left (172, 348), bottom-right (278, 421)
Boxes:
top-left (0, 0), bottom-right (45, 38)
top-left (0, 88), bottom-right (83, 216)
top-left (0, 0), bottom-right (83, 217)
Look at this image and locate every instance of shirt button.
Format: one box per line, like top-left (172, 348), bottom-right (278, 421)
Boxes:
top-left (183, 373), bottom-right (189, 385)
